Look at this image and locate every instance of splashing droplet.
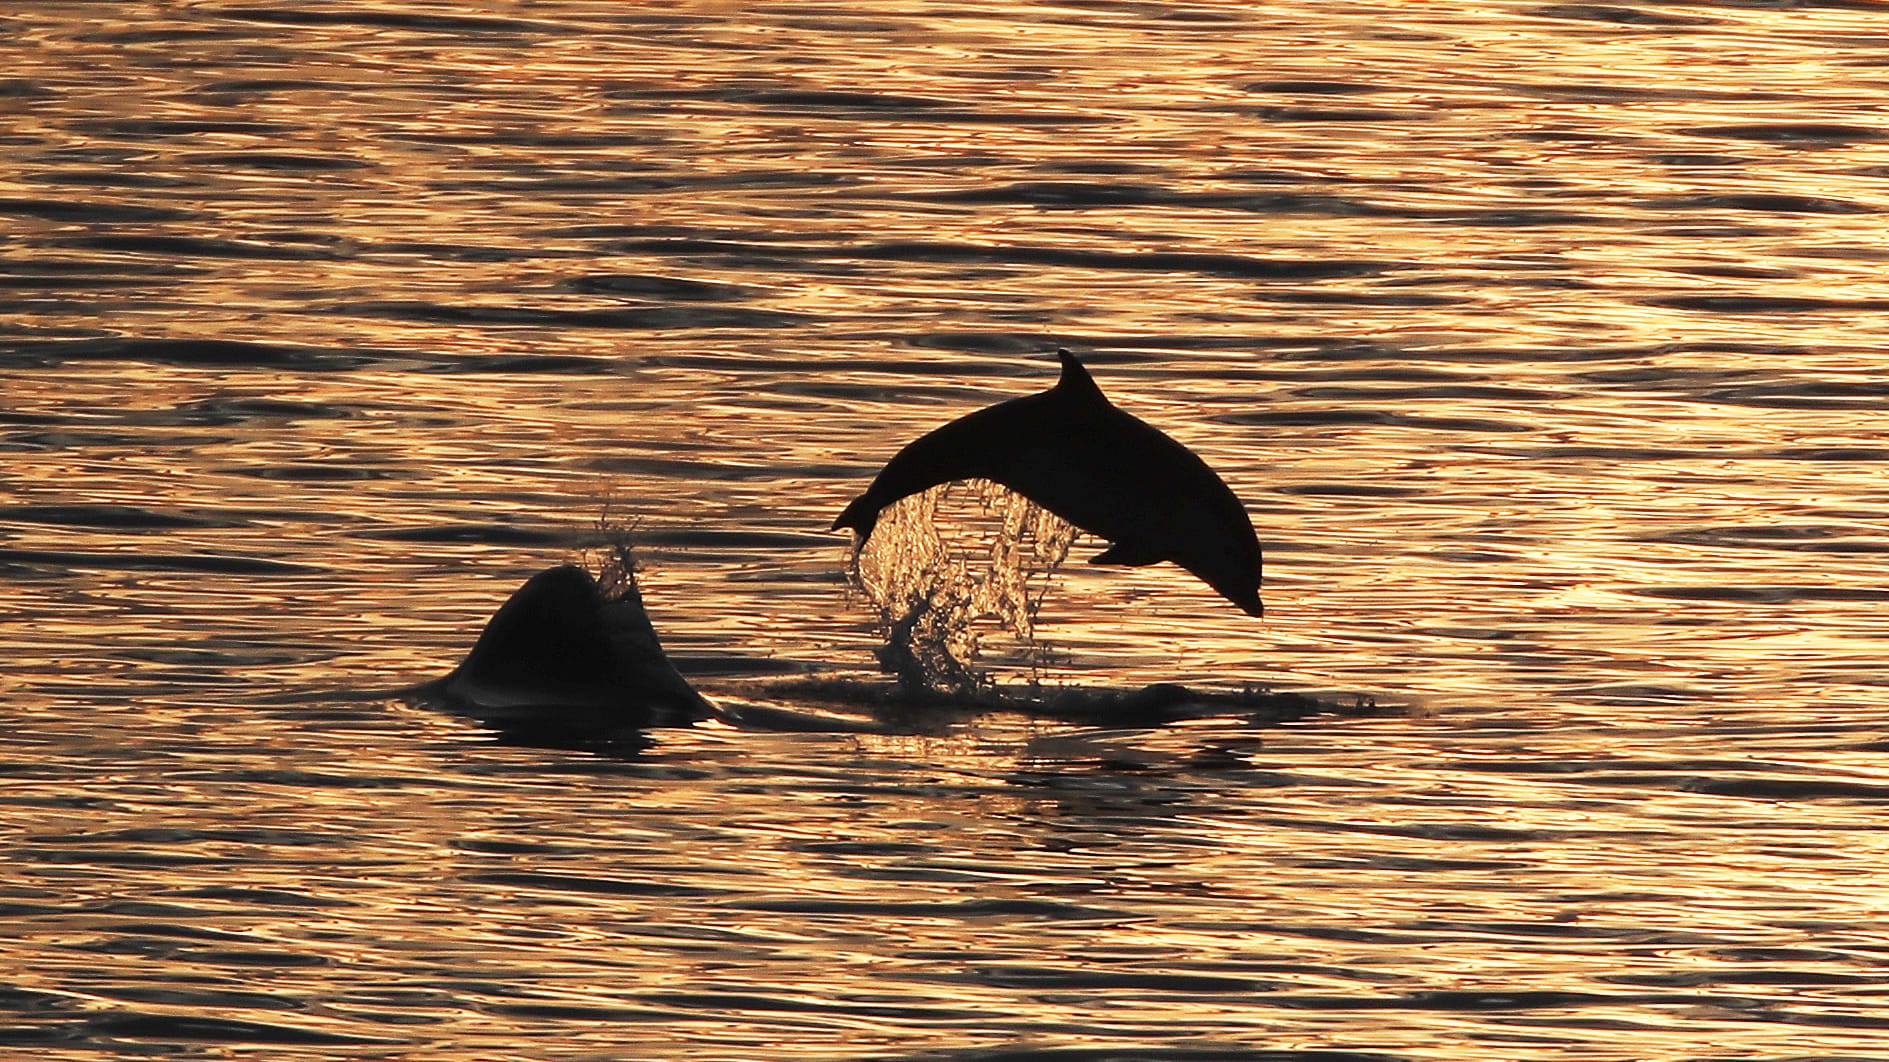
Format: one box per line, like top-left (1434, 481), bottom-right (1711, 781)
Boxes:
top-left (848, 479), bottom-right (1076, 694)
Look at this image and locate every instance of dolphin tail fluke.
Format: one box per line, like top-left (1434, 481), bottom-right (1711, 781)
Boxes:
top-left (831, 495), bottom-right (880, 542)
top-left (1054, 347), bottom-right (1104, 402)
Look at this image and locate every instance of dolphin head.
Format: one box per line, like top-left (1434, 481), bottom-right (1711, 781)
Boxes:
top-left (1220, 576), bottom-right (1265, 619)
top-left (1166, 521), bottom-right (1265, 619)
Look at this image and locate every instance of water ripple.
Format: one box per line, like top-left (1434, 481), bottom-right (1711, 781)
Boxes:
top-left (7, 2), bottom-right (1889, 1058)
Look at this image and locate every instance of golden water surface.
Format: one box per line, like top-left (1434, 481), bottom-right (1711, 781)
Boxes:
top-left (6, 2), bottom-right (1889, 1058)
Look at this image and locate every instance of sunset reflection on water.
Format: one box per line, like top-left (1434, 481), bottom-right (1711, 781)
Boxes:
top-left (6, 1), bottom-right (1889, 1057)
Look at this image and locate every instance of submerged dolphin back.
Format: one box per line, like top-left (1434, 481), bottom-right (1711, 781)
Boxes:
top-left (833, 350), bottom-right (1264, 617)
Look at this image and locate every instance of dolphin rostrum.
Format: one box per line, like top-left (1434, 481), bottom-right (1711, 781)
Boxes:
top-left (832, 349), bottom-right (1264, 617)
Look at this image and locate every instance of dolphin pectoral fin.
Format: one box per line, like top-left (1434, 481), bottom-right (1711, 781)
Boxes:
top-left (1089, 542), bottom-right (1164, 567)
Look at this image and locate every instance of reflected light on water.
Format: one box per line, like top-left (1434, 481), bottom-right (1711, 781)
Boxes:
top-left (7, 0), bottom-right (1889, 1057)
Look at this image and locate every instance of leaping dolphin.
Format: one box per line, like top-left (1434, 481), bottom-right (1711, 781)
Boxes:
top-left (832, 349), bottom-right (1264, 617)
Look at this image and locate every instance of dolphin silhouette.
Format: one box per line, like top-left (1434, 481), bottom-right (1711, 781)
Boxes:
top-left (832, 349), bottom-right (1264, 617)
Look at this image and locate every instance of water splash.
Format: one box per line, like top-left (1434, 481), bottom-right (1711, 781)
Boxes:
top-left (582, 514), bottom-right (642, 603)
top-left (847, 480), bottom-right (1077, 694)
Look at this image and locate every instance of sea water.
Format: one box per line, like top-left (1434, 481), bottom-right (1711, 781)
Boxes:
top-left (5, 3), bottom-right (1889, 1057)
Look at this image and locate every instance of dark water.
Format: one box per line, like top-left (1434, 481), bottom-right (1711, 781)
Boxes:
top-left (7, 2), bottom-right (1889, 1057)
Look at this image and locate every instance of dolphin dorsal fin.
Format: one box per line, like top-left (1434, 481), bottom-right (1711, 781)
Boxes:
top-left (1054, 348), bottom-right (1107, 404)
